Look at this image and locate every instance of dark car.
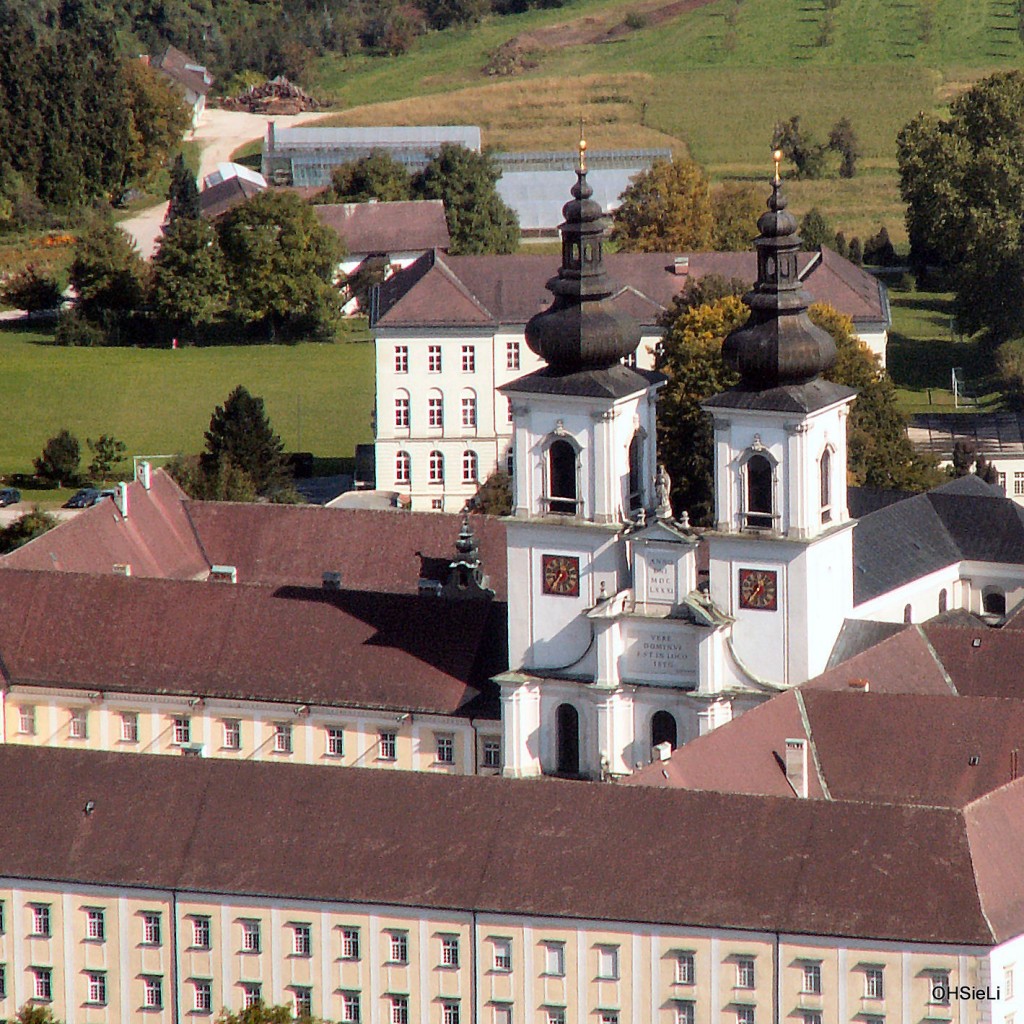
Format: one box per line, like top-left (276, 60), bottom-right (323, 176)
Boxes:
top-left (0, 488), bottom-right (20, 507)
top-left (64, 487), bottom-right (101, 509)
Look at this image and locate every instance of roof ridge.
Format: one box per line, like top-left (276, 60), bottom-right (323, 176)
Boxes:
top-left (430, 252), bottom-right (496, 322)
top-left (795, 689), bottom-right (832, 800)
top-left (916, 624), bottom-right (961, 695)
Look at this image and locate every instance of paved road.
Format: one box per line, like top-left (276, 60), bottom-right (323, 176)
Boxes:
top-left (119, 107), bottom-right (336, 259)
top-left (0, 505), bottom-right (81, 527)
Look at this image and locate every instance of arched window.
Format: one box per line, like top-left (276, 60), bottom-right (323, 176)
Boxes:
top-left (462, 450), bottom-right (478, 483)
top-left (651, 710), bottom-right (678, 752)
top-left (461, 389), bottom-right (477, 429)
top-left (556, 703), bottom-right (580, 776)
top-left (395, 450), bottom-right (411, 484)
top-left (394, 389), bottom-right (410, 430)
top-left (904, 604), bottom-right (912, 624)
top-left (938, 589), bottom-right (948, 614)
top-left (548, 440), bottom-right (578, 515)
top-left (984, 588), bottom-right (1007, 615)
top-left (429, 450), bottom-right (444, 483)
top-left (628, 432), bottom-right (643, 512)
top-left (820, 449), bottom-right (832, 523)
top-left (745, 454), bottom-right (773, 529)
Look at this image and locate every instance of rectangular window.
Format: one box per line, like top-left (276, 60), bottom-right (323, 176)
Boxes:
top-left (293, 924), bottom-right (312, 957)
top-left (546, 1010), bottom-right (565, 1024)
top-left (0, 899), bottom-right (4, 933)
top-left (173, 717), bottom-right (191, 745)
top-left (493, 1004), bottom-right (512, 1024)
top-left (441, 935), bottom-right (460, 967)
top-left (597, 945), bottom-right (619, 980)
top-left (462, 450), bottom-right (478, 483)
top-left (396, 452), bottom-right (411, 484)
top-left (241, 919), bottom-right (261, 953)
top-left (31, 904), bottom-right (50, 937)
top-left (443, 1002), bottom-right (461, 1024)
top-left (391, 996), bottom-right (409, 1024)
top-left (294, 986), bottom-right (312, 1018)
top-left (223, 719), bottom-right (241, 750)
top-left (1006, 967), bottom-right (1015, 1000)
top-left (544, 942), bottom-right (565, 977)
top-left (600, 1014), bottom-right (618, 1024)
top-left (395, 396), bottom-right (410, 428)
top-left (428, 396), bottom-right (444, 428)
top-left (379, 732), bottom-right (397, 760)
top-left (1014, 472), bottom-right (1024, 496)
top-left (327, 727), bottom-right (345, 757)
top-left (242, 983), bottom-right (262, 1009)
top-left (736, 957), bottom-right (755, 989)
top-left (865, 967), bottom-right (884, 999)
top-left (143, 976), bottom-right (162, 1010)
top-left (341, 928), bottom-right (360, 960)
top-left (390, 931), bottom-right (409, 964)
top-left (341, 992), bottom-right (361, 1023)
top-left (87, 972), bottom-right (107, 1005)
top-left (737, 1008), bottom-right (754, 1024)
top-left (121, 712), bottom-right (139, 743)
top-left (274, 722), bottom-right (293, 754)
top-left (34, 967), bottom-right (52, 1002)
top-left (0, 963), bottom-right (5, 1000)
top-left (930, 971), bottom-right (950, 1005)
top-left (675, 951), bottom-right (695, 984)
top-left (192, 916), bottom-right (211, 950)
top-left (436, 735), bottom-right (455, 765)
top-left (461, 396), bottom-right (477, 428)
top-left (395, 346), bottom-right (409, 373)
top-left (492, 938), bottom-right (512, 972)
top-left (86, 908), bottom-right (105, 941)
top-left (462, 345), bottom-right (476, 372)
top-left (507, 398), bottom-right (514, 423)
top-left (802, 963), bottom-right (821, 994)
top-left (69, 708), bottom-right (88, 739)
top-left (428, 346), bottom-right (442, 373)
top-left (143, 912), bottom-right (161, 946)
top-left (801, 1013), bottom-right (821, 1024)
top-left (19, 706), bottom-right (35, 735)
top-left (675, 1003), bottom-right (695, 1024)
top-left (506, 341), bottom-right (520, 370)
top-left (194, 979), bottom-right (212, 1013)
top-left (482, 738), bottom-right (501, 769)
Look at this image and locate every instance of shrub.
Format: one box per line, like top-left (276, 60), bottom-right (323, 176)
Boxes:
top-left (54, 310), bottom-right (105, 347)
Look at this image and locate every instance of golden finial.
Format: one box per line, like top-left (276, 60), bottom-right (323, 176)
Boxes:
top-left (579, 117), bottom-right (588, 174)
top-left (772, 148), bottom-right (783, 184)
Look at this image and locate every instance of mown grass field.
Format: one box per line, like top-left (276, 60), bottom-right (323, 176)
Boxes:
top-left (0, 324), bottom-right (376, 483)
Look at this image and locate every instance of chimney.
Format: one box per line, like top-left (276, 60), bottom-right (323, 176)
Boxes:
top-left (137, 461), bottom-right (152, 490)
top-left (673, 256), bottom-right (690, 276)
top-left (116, 482), bottom-right (129, 518)
top-left (322, 571), bottom-right (342, 591)
top-left (267, 120), bottom-right (276, 152)
top-left (784, 738), bottom-right (809, 798)
top-left (847, 677), bottom-right (870, 692)
top-left (653, 740), bottom-right (672, 762)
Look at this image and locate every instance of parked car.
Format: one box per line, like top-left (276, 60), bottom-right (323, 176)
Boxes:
top-left (0, 488), bottom-right (21, 507)
top-left (64, 487), bottom-right (100, 509)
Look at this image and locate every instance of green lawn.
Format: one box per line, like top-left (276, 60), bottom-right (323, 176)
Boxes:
top-left (0, 323), bottom-right (376, 482)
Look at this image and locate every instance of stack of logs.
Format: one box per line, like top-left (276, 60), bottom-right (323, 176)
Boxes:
top-left (217, 77), bottom-right (322, 115)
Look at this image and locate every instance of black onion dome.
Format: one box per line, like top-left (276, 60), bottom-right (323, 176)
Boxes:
top-left (525, 165), bottom-right (640, 372)
top-left (721, 176), bottom-right (836, 388)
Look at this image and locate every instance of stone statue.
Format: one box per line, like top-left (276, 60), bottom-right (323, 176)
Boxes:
top-left (655, 463), bottom-right (672, 519)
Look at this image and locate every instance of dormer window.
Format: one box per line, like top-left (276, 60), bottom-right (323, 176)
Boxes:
top-left (547, 439), bottom-right (578, 515)
top-left (744, 453), bottom-right (774, 530)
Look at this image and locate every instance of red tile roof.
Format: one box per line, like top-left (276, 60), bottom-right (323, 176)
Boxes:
top-left (0, 744), bottom-right (1002, 945)
top-left (151, 45), bottom-right (213, 96)
top-left (921, 624), bottom-right (1024, 699)
top-left (199, 176), bottom-right (265, 220)
top-left (313, 201), bottom-right (450, 256)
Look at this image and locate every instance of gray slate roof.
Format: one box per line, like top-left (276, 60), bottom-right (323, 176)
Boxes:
top-left (500, 365), bottom-right (665, 400)
top-left (703, 380), bottom-right (856, 415)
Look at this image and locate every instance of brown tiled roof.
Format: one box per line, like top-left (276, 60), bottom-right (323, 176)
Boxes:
top-left (0, 570), bottom-right (503, 717)
top-left (184, 502), bottom-right (507, 598)
top-left (151, 45), bottom-right (213, 96)
top-left (922, 624), bottom-right (1024, 699)
top-left (199, 176), bottom-right (264, 220)
top-left (313, 201), bottom-right (450, 256)
top-left (0, 745), bottom-right (1000, 945)
top-left (373, 250), bottom-right (887, 330)
top-left (2, 472), bottom-right (209, 580)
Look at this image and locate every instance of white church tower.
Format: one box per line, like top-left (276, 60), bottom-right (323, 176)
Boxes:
top-left (703, 153), bottom-right (856, 685)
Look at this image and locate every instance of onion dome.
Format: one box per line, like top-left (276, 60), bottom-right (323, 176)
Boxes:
top-left (720, 152), bottom-right (836, 387)
top-left (525, 136), bottom-right (641, 372)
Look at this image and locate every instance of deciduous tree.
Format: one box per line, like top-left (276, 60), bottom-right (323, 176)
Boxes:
top-left (152, 217), bottom-right (229, 339)
top-left (710, 182), bottom-right (762, 252)
top-left (828, 116), bottom-right (859, 178)
top-left (324, 150), bottom-right (413, 203)
top-left (419, 0), bottom-right (490, 30)
top-left (0, 265), bottom-right (64, 313)
top-left (70, 214), bottom-right (149, 321)
top-left (34, 429), bottom-right (81, 488)
top-left (87, 434), bottom-right (127, 480)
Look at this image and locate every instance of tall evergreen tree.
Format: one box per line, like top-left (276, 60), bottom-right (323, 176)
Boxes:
top-left (167, 153), bottom-right (201, 222)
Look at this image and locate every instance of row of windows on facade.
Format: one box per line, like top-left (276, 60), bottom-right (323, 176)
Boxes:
top-left (393, 343), bottom-right (521, 375)
top-left (14, 709), bottom-right (500, 767)
top-left (393, 450), bottom-right (483, 486)
top-left (900, 584), bottom-right (1008, 625)
top-left (394, 393), bottom-right (484, 431)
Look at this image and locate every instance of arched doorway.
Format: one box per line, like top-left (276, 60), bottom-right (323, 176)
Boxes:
top-left (556, 703), bottom-right (580, 775)
top-left (651, 710), bottom-right (678, 751)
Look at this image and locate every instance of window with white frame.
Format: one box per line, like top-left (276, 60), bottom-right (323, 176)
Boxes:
top-left (441, 935), bottom-right (460, 967)
top-left (327, 727), bottom-right (344, 757)
top-left (1014, 471), bottom-right (1024, 496)
top-left (391, 995), bottom-right (409, 1024)
top-left (599, 1013), bottom-right (618, 1024)
top-left (431, 498), bottom-right (443, 509)
top-left (462, 345), bottom-right (476, 372)
top-left (293, 923), bottom-right (312, 956)
top-left (999, 471), bottom-right (1007, 491)
top-left (429, 450), bottom-right (444, 483)
top-left (87, 971), bottom-right (106, 1005)
top-left (19, 705), bottom-right (35, 735)
top-left (802, 962), bottom-right (822, 994)
top-left (379, 731), bottom-right (397, 760)
top-left (736, 957), bottom-right (755, 988)
top-left (543, 942), bottom-right (565, 976)
top-left (675, 951), bottom-right (695, 985)
top-left (0, 899), bottom-right (5, 932)
top-left (293, 986), bottom-right (312, 1017)
top-left (546, 1009), bottom-right (565, 1024)
top-left (744, 453), bottom-right (774, 529)
top-left (274, 722), bottom-right (292, 754)
top-left (675, 1002), bottom-right (695, 1024)
top-left (242, 983), bottom-right (262, 1009)
top-left (930, 971), bottom-right (950, 1005)
top-left (192, 916), bottom-right (211, 949)
top-left (193, 979), bottom-right (212, 1013)
top-left (85, 907), bottom-right (105, 941)
top-left (736, 1008), bottom-right (754, 1024)
top-left (436, 734), bottom-right (455, 765)
top-left (143, 975), bottom-right (162, 1010)
top-left (507, 398), bottom-right (514, 423)
top-left (493, 1003), bottom-right (512, 1024)
top-left (482, 737), bottom-right (501, 769)
top-left (120, 712), bottom-right (138, 742)
top-left (341, 928), bottom-right (360, 960)
top-left (492, 938), bottom-right (512, 972)
top-left (1007, 966), bottom-right (1015, 999)
top-left (597, 945), bottom-right (619, 980)
top-left (462, 450), bottom-right (479, 483)
top-left (341, 991), bottom-right (361, 1023)
top-left (0, 963), bottom-right (6, 1000)
top-left (505, 448), bottom-right (514, 476)
top-left (241, 919), bottom-right (261, 953)
top-left (864, 966), bottom-right (884, 999)
top-left (820, 448), bottom-right (832, 522)
top-left (462, 394), bottom-right (477, 428)
top-left (69, 708), bottom-right (87, 739)
top-left (223, 719), bottom-right (241, 750)
top-left (395, 394), bottom-right (410, 428)
top-left (31, 904), bottom-right (50, 937)
top-left (142, 912), bottom-right (161, 946)
top-left (443, 1001), bottom-right (461, 1024)
top-left (173, 717), bottom-right (191, 745)
top-left (428, 395), bottom-right (444, 428)
top-left (395, 346), bottom-right (409, 373)
top-left (33, 967), bottom-right (52, 1002)
top-left (428, 346), bottom-right (442, 373)
top-left (800, 1013), bottom-right (821, 1024)
top-left (389, 931), bottom-right (409, 964)
top-left (396, 451), bottom-right (411, 484)
top-left (507, 341), bottom-right (520, 370)
top-left (546, 439), bottom-right (578, 515)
